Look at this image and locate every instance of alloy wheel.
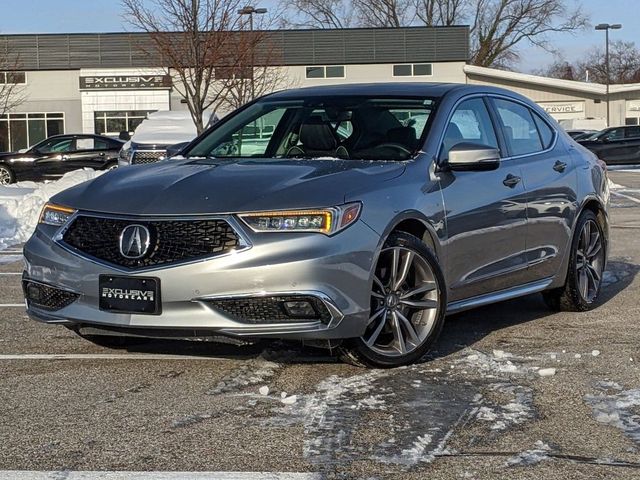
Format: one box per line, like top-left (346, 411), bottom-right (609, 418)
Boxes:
top-left (0, 167), bottom-right (12, 185)
top-left (362, 246), bottom-right (441, 357)
top-left (576, 219), bottom-right (604, 303)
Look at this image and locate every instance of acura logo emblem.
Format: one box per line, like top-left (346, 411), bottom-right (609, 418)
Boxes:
top-left (119, 224), bottom-right (151, 259)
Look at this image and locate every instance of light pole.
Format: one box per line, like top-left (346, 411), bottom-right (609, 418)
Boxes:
top-left (238, 5), bottom-right (267, 101)
top-left (595, 23), bottom-right (622, 127)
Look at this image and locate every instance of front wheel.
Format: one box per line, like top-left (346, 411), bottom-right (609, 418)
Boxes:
top-left (339, 232), bottom-right (447, 368)
top-left (0, 165), bottom-right (15, 185)
top-left (542, 210), bottom-right (606, 311)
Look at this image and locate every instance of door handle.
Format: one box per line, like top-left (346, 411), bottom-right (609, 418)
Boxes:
top-left (503, 174), bottom-right (521, 188)
top-left (99, 152), bottom-right (106, 156)
top-left (61, 155), bottom-right (69, 161)
top-left (553, 160), bottom-right (567, 172)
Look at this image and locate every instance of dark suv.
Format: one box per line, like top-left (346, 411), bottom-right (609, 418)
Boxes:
top-left (578, 126), bottom-right (640, 165)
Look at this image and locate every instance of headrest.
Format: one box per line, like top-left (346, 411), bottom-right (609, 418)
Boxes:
top-left (387, 127), bottom-right (417, 148)
top-left (300, 116), bottom-right (338, 151)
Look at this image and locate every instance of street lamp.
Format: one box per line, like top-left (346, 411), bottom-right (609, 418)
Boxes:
top-left (238, 5), bottom-right (267, 100)
top-left (595, 23), bottom-right (622, 127)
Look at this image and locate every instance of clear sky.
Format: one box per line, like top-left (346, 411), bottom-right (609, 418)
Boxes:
top-left (0, 0), bottom-right (636, 72)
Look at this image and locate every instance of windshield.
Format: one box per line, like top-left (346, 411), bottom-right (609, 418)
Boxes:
top-left (186, 96), bottom-right (437, 161)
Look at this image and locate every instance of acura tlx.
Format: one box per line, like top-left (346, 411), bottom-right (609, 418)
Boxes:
top-left (23, 83), bottom-right (609, 367)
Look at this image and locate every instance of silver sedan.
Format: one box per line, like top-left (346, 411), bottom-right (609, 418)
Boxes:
top-left (23, 83), bottom-right (609, 367)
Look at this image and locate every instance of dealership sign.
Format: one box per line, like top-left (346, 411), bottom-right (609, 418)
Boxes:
top-left (79, 75), bottom-right (172, 90)
top-left (538, 102), bottom-right (585, 114)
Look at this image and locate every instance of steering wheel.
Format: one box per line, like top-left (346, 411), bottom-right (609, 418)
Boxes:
top-left (375, 143), bottom-right (412, 156)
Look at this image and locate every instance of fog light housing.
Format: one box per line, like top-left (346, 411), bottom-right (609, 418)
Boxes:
top-left (26, 284), bottom-right (42, 302)
top-left (282, 300), bottom-right (318, 319)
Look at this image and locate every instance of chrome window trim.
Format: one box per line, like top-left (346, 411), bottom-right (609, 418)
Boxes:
top-left (436, 93), bottom-right (560, 167)
top-left (52, 211), bottom-right (252, 274)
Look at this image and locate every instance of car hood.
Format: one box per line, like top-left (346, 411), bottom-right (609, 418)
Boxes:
top-left (52, 158), bottom-right (407, 215)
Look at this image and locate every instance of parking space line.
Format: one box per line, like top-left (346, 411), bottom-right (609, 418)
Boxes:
top-left (0, 353), bottom-right (236, 361)
top-left (0, 304), bottom-right (24, 307)
top-left (611, 191), bottom-right (640, 204)
top-left (0, 472), bottom-right (321, 480)
top-left (0, 272), bottom-right (22, 275)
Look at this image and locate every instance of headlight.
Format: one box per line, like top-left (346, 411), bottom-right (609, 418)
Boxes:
top-left (119, 146), bottom-right (132, 163)
top-left (239, 203), bottom-right (361, 235)
top-left (39, 203), bottom-right (76, 227)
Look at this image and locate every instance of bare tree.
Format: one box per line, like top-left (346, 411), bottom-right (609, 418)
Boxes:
top-left (280, 0), bottom-right (354, 29)
top-left (122, 0), bottom-right (265, 134)
top-left (280, 0), bottom-right (588, 68)
top-left (542, 41), bottom-right (640, 84)
top-left (0, 41), bottom-right (26, 116)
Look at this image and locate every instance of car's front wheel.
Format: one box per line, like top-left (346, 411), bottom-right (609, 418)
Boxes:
top-left (339, 232), bottom-right (447, 368)
top-left (0, 165), bottom-right (15, 185)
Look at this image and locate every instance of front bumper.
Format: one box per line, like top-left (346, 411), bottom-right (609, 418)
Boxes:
top-left (23, 218), bottom-right (379, 340)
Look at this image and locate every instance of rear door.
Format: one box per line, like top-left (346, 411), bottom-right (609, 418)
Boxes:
top-left (621, 126), bottom-right (640, 164)
top-left (61, 136), bottom-right (112, 171)
top-left (438, 96), bottom-right (529, 302)
top-left (489, 97), bottom-right (578, 281)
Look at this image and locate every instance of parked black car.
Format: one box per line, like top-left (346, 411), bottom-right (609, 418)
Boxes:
top-left (578, 126), bottom-right (640, 165)
top-left (0, 134), bottom-right (123, 184)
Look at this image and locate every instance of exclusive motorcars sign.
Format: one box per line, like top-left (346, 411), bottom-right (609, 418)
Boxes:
top-left (79, 75), bottom-right (172, 90)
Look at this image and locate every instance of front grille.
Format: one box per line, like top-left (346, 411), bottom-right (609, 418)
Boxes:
top-left (206, 295), bottom-right (332, 324)
top-left (132, 150), bottom-right (165, 164)
top-left (62, 216), bottom-right (241, 269)
top-left (23, 280), bottom-right (79, 311)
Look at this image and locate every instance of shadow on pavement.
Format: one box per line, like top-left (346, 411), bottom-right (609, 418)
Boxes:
top-left (91, 259), bottom-right (638, 365)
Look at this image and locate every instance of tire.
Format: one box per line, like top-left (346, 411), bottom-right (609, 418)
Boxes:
top-left (542, 210), bottom-right (606, 312)
top-left (0, 164), bottom-right (15, 185)
top-left (339, 231), bottom-right (447, 368)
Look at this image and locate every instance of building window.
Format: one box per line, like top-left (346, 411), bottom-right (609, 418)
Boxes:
top-left (0, 72), bottom-right (27, 84)
top-left (0, 112), bottom-right (64, 152)
top-left (392, 64), bottom-right (433, 77)
top-left (94, 110), bottom-right (157, 136)
top-left (305, 66), bottom-right (345, 79)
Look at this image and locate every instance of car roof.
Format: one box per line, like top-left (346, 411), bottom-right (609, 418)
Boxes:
top-left (266, 82), bottom-right (468, 100)
top-left (45, 133), bottom-right (123, 143)
top-left (264, 82), bottom-right (529, 101)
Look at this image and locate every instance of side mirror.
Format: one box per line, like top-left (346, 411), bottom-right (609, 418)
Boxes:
top-left (119, 131), bottom-right (131, 141)
top-left (447, 143), bottom-right (501, 171)
top-left (166, 142), bottom-right (190, 158)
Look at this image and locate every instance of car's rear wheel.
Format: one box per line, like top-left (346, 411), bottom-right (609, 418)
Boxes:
top-left (339, 232), bottom-right (446, 368)
top-left (542, 210), bottom-right (606, 311)
top-left (0, 165), bottom-right (15, 185)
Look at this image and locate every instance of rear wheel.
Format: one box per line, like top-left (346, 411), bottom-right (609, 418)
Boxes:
top-left (542, 210), bottom-right (606, 311)
top-left (0, 165), bottom-right (15, 185)
top-left (339, 232), bottom-right (446, 368)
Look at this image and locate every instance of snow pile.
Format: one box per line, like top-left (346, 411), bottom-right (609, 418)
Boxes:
top-left (458, 349), bottom-right (534, 376)
top-left (505, 441), bottom-right (552, 467)
top-left (0, 168), bottom-right (103, 251)
top-left (585, 384), bottom-right (640, 444)
top-left (475, 383), bottom-right (535, 431)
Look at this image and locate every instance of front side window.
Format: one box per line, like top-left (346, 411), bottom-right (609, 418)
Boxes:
top-left (187, 96), bottom-right (437, 161)
top-left (441, 98), bottom-right (498, 159)
top-left (600, 128), bottom-right (624, 142)
top-left (494, 98), bottom-right (543, 156)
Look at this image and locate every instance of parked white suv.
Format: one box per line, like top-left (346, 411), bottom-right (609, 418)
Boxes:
top-left (118, 111), bottom-right (217, 166)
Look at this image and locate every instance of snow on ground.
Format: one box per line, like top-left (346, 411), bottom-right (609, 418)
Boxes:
top-left (505, 440), bottom-right (552, 467)
top-left (585, 383), bottom-right (640, 445)
top-left (0, 169), bottom-right (103, 251)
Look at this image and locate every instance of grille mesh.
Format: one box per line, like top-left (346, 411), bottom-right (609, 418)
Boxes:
top-left (23, 280), bottom-right (79, 311)
top-left (207, 296), bottom-right (332, 324)
top-left (62, 216), bottom-right (241, 269)
top-left (132, 150), bottom-right (165, 164)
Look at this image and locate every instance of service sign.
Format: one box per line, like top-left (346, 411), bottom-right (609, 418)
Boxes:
top-left (537, 102), bottom-right (585, 114)
top-left (79, 75), bottom-right (172, 90)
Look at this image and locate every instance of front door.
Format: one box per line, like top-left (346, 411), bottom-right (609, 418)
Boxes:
top-left (438, 96), bottom-right (529, 303)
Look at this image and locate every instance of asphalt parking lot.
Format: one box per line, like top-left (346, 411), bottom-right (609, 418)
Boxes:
top-left (1, 169), bottom-right (640, 479)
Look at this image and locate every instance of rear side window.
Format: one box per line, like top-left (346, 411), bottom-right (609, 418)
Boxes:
top-left (494, 98), bottom-right (542, 156)
top-left (624, 126), bottom-right (640, 139)
top-left (532, 112), bottom-right (555, 149)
